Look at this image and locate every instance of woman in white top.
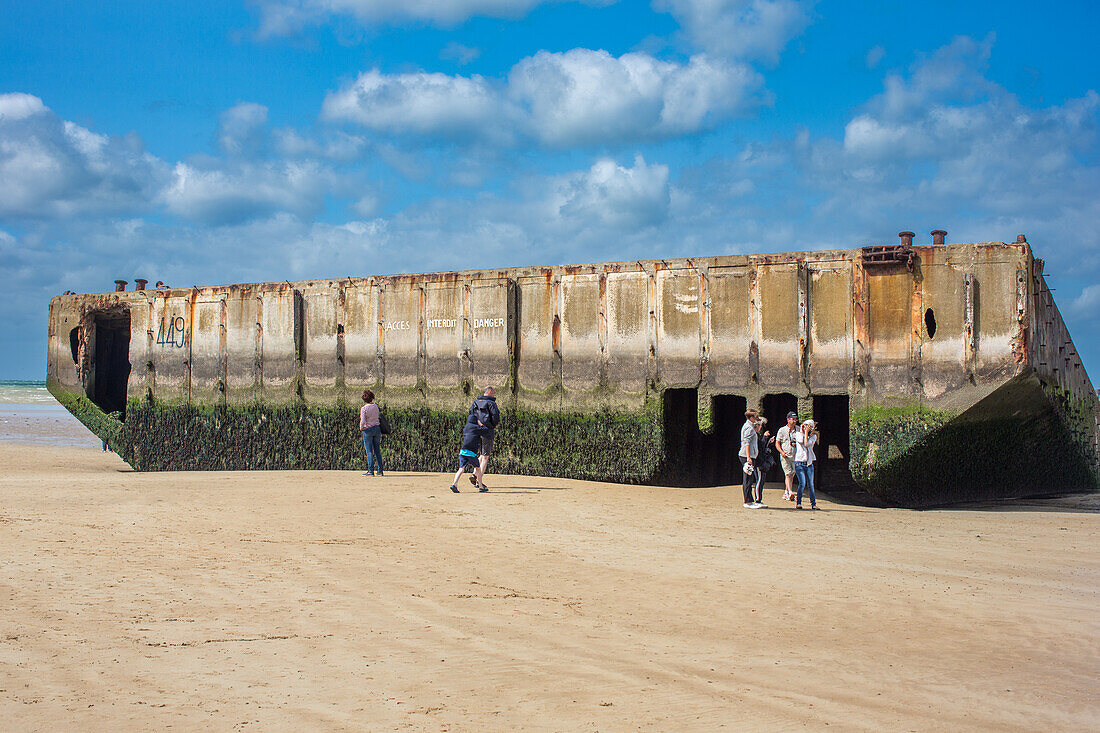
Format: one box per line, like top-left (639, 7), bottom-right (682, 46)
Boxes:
top-left (792, 419), bottom-right (819, 510)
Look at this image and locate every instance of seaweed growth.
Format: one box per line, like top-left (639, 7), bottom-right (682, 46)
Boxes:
top-left (849, 378), bottom-right (1100, 506)
top-left (49, 382), bottom-right (125, 453)
top-left (111, 397), bottom-right (665, 483)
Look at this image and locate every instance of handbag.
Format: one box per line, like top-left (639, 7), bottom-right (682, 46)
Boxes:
top-left (378, 409), bottom-right (391, 435)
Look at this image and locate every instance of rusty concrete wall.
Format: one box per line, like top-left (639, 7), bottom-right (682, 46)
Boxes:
top-left (50, 241), bottom-right (1083, 418)
top-left (1029, 257), bottom-right (1100, 473)
top-left (47, 237), bottom-right (1100, 501)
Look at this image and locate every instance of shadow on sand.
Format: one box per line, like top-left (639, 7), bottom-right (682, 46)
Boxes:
top-left (930, 491), bottom-right (1100, 514)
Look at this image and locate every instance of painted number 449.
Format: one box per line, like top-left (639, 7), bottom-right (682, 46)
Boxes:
top-left (156, 316), bottom-right (186, 348)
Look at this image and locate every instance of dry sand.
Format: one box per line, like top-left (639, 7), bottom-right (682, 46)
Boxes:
top-left (1, 442), bottom-right (1098, 732)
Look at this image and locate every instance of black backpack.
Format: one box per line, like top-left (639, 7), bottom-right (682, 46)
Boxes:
top-left (472, 399), bottom-right (495, 428)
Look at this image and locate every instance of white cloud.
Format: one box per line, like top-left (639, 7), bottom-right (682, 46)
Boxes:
top-left (511, 50), bottom-right (761, 146)
top-left (161, 160), bottom-right (340, 225)
top-left (0, 96), bottom-right (369, 228)
top-left (555, 154), bottom-right (670, 229)
top-left (253, 0), bottom-right (612, 36)
top-left (652, 0), bottom-right (813, 63)
top-left (865, 45), bottom-right (885, 69)
top-left (350, 194), bottom-right (380, 217)
top-left (0, 93), bottom-right (166, 219)
top-left (0, 92), bottom-right (47, 121)
top-left (440, 42), bottom-right (481, 66)
top-left (274, 128), bottom-right (365, 160)
top-left (219, 102), bottom-right (269, 155)
top-left (323, 50), bottom-right (763, 147)
top-left (322, 69), bottom-right (515, 143)
top-left (1070, 284), bottom-right (1100, 319)
top-left (874, 34), bottom-right (996, 120)
top-left (842, 115), bottom-right (920, 158)
top-left (829, 34), bottom-right (1100, 226)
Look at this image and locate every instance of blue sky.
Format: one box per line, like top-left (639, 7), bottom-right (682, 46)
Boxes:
top-left (2, 0), bottom-right (1098, 380)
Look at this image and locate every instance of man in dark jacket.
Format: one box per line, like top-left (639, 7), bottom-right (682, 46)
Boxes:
top-left (467, 387), bottom-right (500, 489)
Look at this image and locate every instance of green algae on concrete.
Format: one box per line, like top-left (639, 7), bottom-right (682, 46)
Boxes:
top-left (48, 373), bottom-right (1100, 506)
top-left (48, 379), bottom-right (124, 453)
top-left (1044, 382), bottom-right (1100, 487)
top-left (95, 396), bottom-right (666, 484)
top-left (849, 402), bottom-right (956, 506)
top-left (851, 376), bottom-right (1100, 507)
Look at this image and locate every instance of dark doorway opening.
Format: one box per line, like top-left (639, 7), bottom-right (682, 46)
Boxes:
top-left (657, 389), bottom-right (745, 486)
top-left (69, 327), bottom-right (80, 364)
top-left (762, 392), bottom-right (798, 483)
top-left (87, 310), bottom-right (132, 419)
top-left (812, 394), bottom-right (852, 494)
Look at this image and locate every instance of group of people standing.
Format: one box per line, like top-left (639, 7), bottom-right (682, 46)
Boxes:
top-left (365, 388), bottom-right (819, 508)
top-left (739, 409), bottom-right (820, 510)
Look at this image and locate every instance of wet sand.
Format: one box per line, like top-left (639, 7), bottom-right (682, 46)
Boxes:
top-left (0, 403), bottom-right (101, 448)
top-left (1, 442), bottom-right (1097, 731)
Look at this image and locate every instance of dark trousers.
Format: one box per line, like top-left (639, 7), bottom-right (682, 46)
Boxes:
top-left (739, 456), bottom-right (754, 504)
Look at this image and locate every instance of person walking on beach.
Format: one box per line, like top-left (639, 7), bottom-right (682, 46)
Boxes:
top-left (739, 409), bottom-right (763, 508)
top-left (753, 417), bottom-right (774, 508)
top-left (359, 389), bottom-right (384, 477)
top-left (449, 418), bottom-right (486, 493)
top-left (776, 411), bottom-right (798, 502)
top-left (793, 419), bottom-right (819, 510)
top-left (466, 387), bottom-right (500, 489)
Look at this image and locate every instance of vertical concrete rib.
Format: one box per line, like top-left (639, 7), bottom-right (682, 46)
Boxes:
top-left (852, 258), bottom-right (869, 393)
top-left (292, 289), bottom-right (305, 402)
top-left (462, 279), bottom-right (472, 393)
top-left (647, 267), bottom-right (657, 392)
top-left (336, 283), bottom-right (346, 403)
top-left (748, 264), bottom-right (760, 385)
top-left (506, 278), bottom-right (518, 395)
top-left (699, 262), bottom-right (710, 387)
top-left (47, 300), bottom-right (57, 383)
top-left (797, 262), bottom-right (808, 387)
top-left (598, 271), bottom-right (608, 389)
top-left (910, 261), bottom-right (923, 399)
top-left (551, 274), bottom-right (562, 406)
top-left (417, 283), bottom-right (426, 390)
top-left (255, 294), bottom-right (263, 400)
top-left (186, 289), bottom-right (195, 405)
top-left (963, 273), bottom-right (976, 378)
top-left (1014, 267), bottom-right (1028, 369)
top-left (219, 296), bottom-right (228, 406)
top-left (146, 295), bottom-right (156, 398)
top-left (375, 283), bottom-right (385, 388)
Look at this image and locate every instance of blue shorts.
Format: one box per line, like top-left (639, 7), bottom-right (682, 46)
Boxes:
top-left (459, 449), bottom-right (479, 469)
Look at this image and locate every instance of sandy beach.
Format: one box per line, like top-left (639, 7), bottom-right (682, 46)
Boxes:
top-left (1, 435), bottom-right (1098, 731)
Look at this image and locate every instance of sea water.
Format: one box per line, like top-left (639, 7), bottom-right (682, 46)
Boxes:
top-left (0, 380), bottom-right (57, 404)
top-left (0, 380), bottom-right (101, 447)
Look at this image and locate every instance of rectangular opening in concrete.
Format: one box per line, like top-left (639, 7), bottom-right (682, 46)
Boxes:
top-left (762, 392), bottom-right (798, 483)
top-left (812, 394), bottom-right (852, 494)
top-left (658, 389), bottom-right (745, 487)
top-left (709, 393), bottom-right (747, 486)
top-left (88, 310), bottom-right (132, 419)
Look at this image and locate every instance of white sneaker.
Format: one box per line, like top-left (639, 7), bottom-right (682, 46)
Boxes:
top-left (743, 502), bottom-right (754, 508)
top-left (754, 503), bottom-right (767, 509)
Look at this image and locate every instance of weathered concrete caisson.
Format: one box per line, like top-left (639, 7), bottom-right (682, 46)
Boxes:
top-left (47, 233), bottom-right (1100, 506)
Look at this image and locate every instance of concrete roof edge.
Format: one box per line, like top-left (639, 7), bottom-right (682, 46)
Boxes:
top-left (64, 241), bottom-right (1021, 297)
